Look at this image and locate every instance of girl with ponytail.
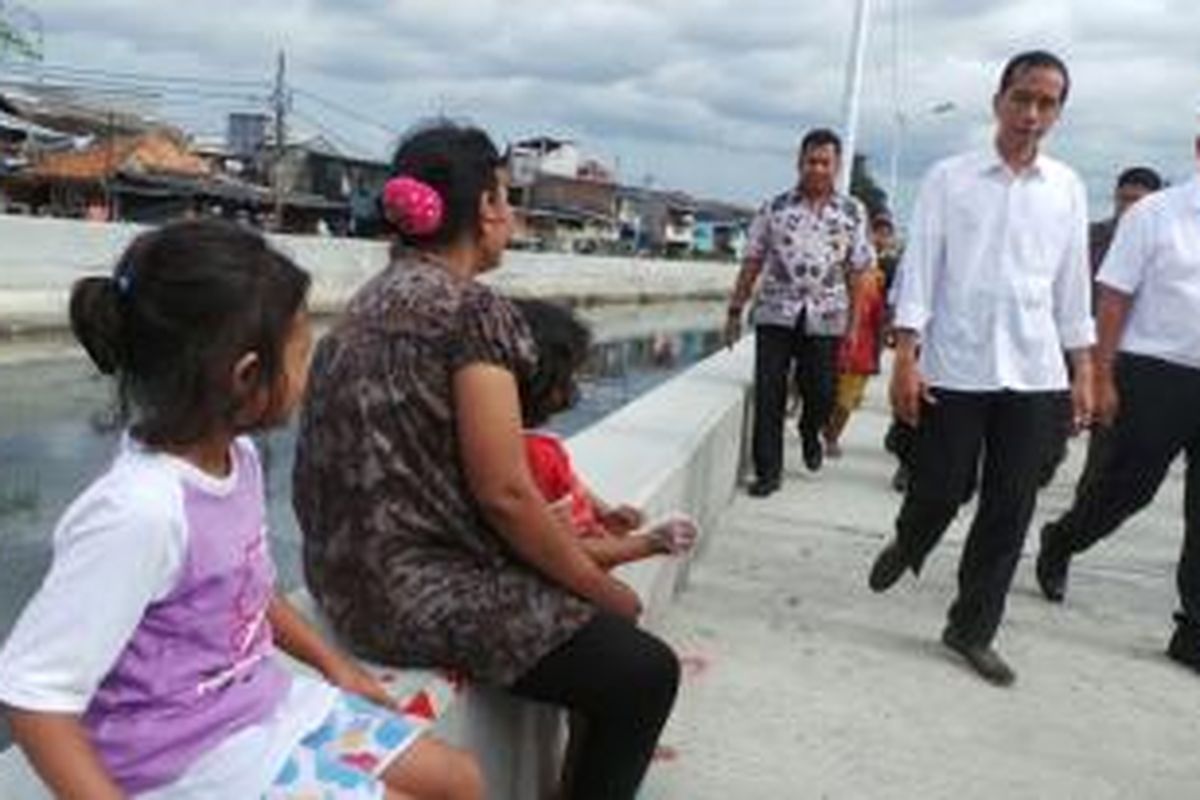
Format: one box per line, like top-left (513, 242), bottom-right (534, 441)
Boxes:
top-left (0, 219), bottom-right (481, 799)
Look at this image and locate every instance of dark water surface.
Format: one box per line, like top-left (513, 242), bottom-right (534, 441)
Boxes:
top-left (0, 307), bottom-right (722, 646)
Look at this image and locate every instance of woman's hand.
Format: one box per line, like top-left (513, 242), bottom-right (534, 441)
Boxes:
top-left (604, 579), bottom-right (644, 620)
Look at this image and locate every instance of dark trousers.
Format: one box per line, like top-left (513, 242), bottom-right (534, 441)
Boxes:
top-left (895, 389), bottom-right (1059, 645)
top-left (1039, 390), bottom-right (1074, 487)
top-left (510, 613), bottom-right (680, 800)
top-left (752, 317), bottom-right (839, 482)
top-left (1042, 354), bottom-right (1200, 630)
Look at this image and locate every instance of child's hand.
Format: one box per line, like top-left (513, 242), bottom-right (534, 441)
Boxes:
top-left (599, 504), bottom-right (644, 534)
top-left (647, 514), bottom-right (698, 555)
top-left (548, 497), bottom-right (574, 532)
top-left (325, 658), bottom-right (397, 710)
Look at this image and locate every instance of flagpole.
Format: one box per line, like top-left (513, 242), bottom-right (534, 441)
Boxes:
top-left (838, 0), bottom-right (872, 194)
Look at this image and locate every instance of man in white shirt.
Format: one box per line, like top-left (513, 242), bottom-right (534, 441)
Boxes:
top-left (1036, 132), bottom-right (1200, 675)
top-left (867, 50), bottom-right (1095, 686)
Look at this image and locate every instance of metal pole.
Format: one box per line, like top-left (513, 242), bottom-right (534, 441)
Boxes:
top-left (886, 0), bottom-right (901, 205)
top-left (838, 0), bottom-right (872, 195)
top-left (887, 112), bottom-right (903, 205)
top-left (272, 50), bottom-right (287, 231)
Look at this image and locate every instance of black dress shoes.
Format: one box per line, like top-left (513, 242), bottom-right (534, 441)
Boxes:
top-left (1167, 614), bottom-right (1200, 673)
top-left (801, 431), bottom-right (823, 472)
top-left (868, 540), bottom-right (908, 593)
top-left (1035, 524), bottom-right (1070, 603)
top-left (748, 477), bottom-right (781, 498)
top-left (942, 626), bottom-right (1016, 687)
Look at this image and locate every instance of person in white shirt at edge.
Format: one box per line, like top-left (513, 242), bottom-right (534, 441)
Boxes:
top-left (1035, 126), bottom-right (1200, 676)
top-left (867, 50), bottom-right (1095, 687)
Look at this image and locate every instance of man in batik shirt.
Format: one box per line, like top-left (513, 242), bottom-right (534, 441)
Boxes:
top-left (725, 127), bottom-right (874, 497)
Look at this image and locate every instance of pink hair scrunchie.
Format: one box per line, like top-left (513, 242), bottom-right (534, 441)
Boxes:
top-left (383, 176), bottom-right (445, 237)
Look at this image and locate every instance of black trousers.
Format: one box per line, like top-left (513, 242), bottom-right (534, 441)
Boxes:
top-left (752, 317), bottom-right (840, 482)
top-left (895, 388), bottom-right (1059, 645)
top-left (1042, 354), bottom-right (1200, 630)
top-left (510, 613), bottom-right (680, 800)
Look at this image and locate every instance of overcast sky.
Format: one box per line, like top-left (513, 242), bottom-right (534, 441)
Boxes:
top-left (6, 0), bottom-right (1200, 217)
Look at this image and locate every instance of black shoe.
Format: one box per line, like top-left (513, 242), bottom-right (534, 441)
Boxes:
top-left (1035, 524), bottom-right (1069, 603)
top-left (869, 541), bottom-right (908, 593)
top-left (801, 431), bottom-right (823, 472)
top-left (941, 627), bottom-right (1016, 687)
top-left (1167, 614), bottom-right (1200, 673)
top-left (748, 477), bottom-right (781, 498)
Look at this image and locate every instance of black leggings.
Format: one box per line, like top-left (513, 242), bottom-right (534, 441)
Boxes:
top-left (510, 613), bottom-right (680, 800)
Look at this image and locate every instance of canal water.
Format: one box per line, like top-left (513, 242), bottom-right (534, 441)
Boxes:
top-left (0, 301), bottom-right (724, 644)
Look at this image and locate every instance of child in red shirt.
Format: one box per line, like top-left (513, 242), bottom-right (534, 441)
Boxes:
top-left (514, 299), bottom-right (697, 567)
top-left (823, 263), bottom-right (887, 457)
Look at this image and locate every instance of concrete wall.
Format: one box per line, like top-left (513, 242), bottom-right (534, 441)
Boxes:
top-left (0, 337), bottom-right (755, 799)
top-left (0, 216), bottom-right (738, 333)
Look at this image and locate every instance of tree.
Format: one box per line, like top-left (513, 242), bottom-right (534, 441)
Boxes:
top-left (849, 153), bottom-right (888, 220)
top-left (0, 16), bottom-right (39, 62)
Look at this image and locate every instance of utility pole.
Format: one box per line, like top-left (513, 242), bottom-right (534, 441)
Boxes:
top-left (271, 49), bottom-right (288, 231)
top-left (887, 0), bottom-right (902, 206)
top-left (838, 0), bottom-right (872, 195)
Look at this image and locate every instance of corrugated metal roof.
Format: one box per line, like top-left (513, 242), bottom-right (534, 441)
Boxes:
top-left (0, 109), bottom-right (73, 142)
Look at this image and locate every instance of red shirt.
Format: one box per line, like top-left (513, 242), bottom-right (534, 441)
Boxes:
top-left (839, 269), bottom-right (886, 375)
top-left (524, 432), bottom-right (601, 537)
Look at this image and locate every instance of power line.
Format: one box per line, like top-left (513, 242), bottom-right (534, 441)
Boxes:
top-left (290, 108), bottom-right (379, 160)
top-left (293, 87), bottom-right (401, 137)
top-left (0, 58), bottom-right (269, 89)
top-left (0, 78), bottom-right (269, 104)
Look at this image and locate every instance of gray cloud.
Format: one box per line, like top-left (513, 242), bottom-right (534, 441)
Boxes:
top-left (17, 0), bottom-right (1200, 213)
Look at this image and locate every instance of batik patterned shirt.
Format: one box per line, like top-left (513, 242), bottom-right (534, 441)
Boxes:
top-left (293, 254), bottom-right (595, 686)
top-left (746, 188), bottom-right (875, 335)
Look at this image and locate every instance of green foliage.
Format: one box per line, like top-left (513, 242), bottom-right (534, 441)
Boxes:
top-left (0, 17), bottom-right (40, 61)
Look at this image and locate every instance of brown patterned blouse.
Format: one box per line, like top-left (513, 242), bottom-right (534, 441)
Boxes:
top-left (293, 254), bottom-right (595, 685)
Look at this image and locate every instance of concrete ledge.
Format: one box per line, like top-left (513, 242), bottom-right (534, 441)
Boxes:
top-left (0, 341), bottom-right (755, 798)
top-left (0, 216), bottom-right (738, 333)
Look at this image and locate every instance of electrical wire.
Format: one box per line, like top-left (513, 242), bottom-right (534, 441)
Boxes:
top-left (292, 88), bottom-right (401, 136)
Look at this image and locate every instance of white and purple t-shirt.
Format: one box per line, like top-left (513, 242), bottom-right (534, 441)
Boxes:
top-left (0, 436), bottom-right (335, 797)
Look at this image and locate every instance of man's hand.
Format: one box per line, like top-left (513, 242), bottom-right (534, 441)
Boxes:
top-left (890, 357), bottom-right (934, 427)
top-left (1094, 365), bottom-right (1120, 428)
top-left (723, 310), bottom-right (743, 349)
top-left (1070, 368), bottom-right (1095, 434)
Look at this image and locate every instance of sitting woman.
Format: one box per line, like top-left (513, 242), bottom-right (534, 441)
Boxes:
top-left (292, 122), bottom-right (680, 800)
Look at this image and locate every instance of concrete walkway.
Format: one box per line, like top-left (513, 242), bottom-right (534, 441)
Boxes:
top-left (643, 377), bottom-right (1200, 799)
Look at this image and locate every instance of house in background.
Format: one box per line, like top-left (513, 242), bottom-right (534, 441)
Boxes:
top-left (271, 134), bottom-right (390, 235)
top-left (616, 186), bottom-right (698, 257)
top-left (509, 135), bottom-right (620, 252)
top-left (692, 199), bottom-right (753, 261)
top-left (519, 172), bottom-right (618, 253)
top-left (195, 114), bottom-right (390, 235)
top-left (3, 129), bottom-right (220, 221)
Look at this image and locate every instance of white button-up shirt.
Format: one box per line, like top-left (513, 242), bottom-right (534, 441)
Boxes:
top-left (893, 149), bottom-right (1094, 391)
top-left (1099, 175), bottom-right (1200, 370)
